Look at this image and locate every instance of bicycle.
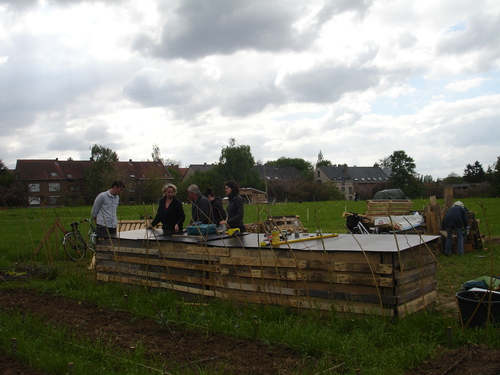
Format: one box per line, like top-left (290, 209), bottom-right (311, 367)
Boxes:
top-left (62, 219), bottom-right (96, 261)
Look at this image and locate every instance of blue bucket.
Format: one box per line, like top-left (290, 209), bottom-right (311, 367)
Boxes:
top-left (456, 290), bottom-right (500, 328)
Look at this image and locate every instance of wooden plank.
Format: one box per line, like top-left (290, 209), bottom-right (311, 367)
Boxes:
top-left (219, 256), bottom-right (307, 268)
top-left (96, 266), bottom-right (209, 287)
top-left (96, 273), bottom-right (221, 298)
top-left (97, 245), bottom-right (220, 261)
top-left (96, 253), bottom-right (218, 272)
top-left (225, 282), bottom-right (296, 296)
top-left (304, 260), bottom-right (393, 274)
top-left (397, 291), bottom-right (438, 318)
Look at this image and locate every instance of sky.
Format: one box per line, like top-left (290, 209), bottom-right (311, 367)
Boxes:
top-left (1, 0), bottom-right (499, 180)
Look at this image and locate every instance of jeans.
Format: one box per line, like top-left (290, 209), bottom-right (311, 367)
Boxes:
top-left (96, 224), bottom-right (117, 238)
top-left (445, 226), bottom-right (464, 255)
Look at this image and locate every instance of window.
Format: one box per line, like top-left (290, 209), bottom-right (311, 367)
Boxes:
top-left (28, 183), bottom-right (40, 192)
top-left (49, 196), bottom-right (59, 205)
top-left (29, 197), bottom-right (41, 205)
top-left (51, 172), bottom-right (58, 177)
top-left (49, 183), bottom-right (60, 192)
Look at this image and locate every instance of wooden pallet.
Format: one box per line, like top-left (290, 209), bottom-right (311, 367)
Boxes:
top-left (364, 200), bottom-right (413, 218)
top-left (118, 220), bottom-right (161, 232)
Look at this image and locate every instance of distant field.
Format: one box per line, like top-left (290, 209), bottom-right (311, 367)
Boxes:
top-left (0, 197), bottom-right (498, 265)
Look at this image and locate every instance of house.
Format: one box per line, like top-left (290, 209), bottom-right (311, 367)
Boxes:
top-left (315, 164), bottom-right (391, 200)
top-left (15, 159), bottom-right (173, 206)
top-left (253, 165), bottom-right (304, 182)
top-left (183, 163), bottom-right (217, 180)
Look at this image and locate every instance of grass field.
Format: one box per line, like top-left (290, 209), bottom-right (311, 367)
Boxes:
top-left (0, 197), bottom-right (499, 374)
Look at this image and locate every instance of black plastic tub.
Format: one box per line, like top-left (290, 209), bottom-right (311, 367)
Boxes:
top-left (456, 290), bottom-right (500, 328)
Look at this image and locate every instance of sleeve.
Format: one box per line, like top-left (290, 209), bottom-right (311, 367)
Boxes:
top-left (200, 198), bottom-right (212, 224)
top-left (175, 199), bottom-right (186, 227)
top-left (91, 193), bottom-right (103, 218)
top-left (150, 198), bottom-right (163, 227)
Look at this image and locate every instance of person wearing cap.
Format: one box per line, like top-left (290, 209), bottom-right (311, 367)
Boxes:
top-left (442, 201), bottom-right (469, 256)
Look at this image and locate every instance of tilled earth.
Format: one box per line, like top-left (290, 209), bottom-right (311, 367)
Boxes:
top-left (1, 288), bottom-right (500, 375)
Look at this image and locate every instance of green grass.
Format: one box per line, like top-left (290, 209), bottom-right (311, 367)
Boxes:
top-left (0, 198), bottom-right (499, 374)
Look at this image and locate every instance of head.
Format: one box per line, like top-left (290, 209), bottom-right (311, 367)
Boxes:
top-left (203, 188), bottom-right (215, 201)
top-left (187, 184), bottom-right (202, 202)
top-left (110, 180), bottom-right (125, 195)
top-left (224, 180), bottom-right (240, 198)
top-left (162, 183), bottom-right (177, 198)
top-left (454, 201), bottom-right (464, 208)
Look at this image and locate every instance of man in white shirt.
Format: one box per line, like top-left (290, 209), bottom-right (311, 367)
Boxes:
top-left (91, 180), bottom-right (125, 237)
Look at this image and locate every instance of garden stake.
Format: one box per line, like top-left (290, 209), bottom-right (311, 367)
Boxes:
top-left (446, 326), bottom-right (452, 348)
top-left (11, 338), bottom-right (17, 355)
top-left (252, 315), bottom-right (259, 338)
top-left (67, 362), bottom-right (74, 375)
top-left (151, 301), bottom-right (199, 375)
top-left (124, 294), bottom-right (129, 310)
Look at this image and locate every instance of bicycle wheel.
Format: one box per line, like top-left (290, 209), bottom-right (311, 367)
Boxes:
top-left (63, 232), bottom-right (86, 261)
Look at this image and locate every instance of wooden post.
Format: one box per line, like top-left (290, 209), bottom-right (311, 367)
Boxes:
top-left (444, 186), bottom-right (454, 209)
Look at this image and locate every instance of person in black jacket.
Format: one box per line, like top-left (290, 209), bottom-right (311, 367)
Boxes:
top-left (148, 183), bottom-right (185, 235)
top-left (443, 201), bottom-right (469, 255)
top-left (203, 188), bottom-right (226, 226)
top-left (219, 180), bottom-right (245, 233)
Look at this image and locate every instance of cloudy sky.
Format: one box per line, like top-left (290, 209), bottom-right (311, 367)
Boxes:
top-left (1, 0), bottom-right (499, 180)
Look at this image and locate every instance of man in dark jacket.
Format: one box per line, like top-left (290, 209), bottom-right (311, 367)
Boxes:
top-left (187, 184), bottom-right (212, 224)
top-left (443, 201), bottom-right (469, 255)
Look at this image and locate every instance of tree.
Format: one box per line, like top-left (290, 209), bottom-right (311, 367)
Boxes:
top-left (316, 150), bottom-right (332, 168)
top-left (218, 138), bottom-right (261, 187)
top-left (85, 144), bottom-right (119, 203)
top-left (266, 157), bottom-right (314, 180)
top-left (0, 159), bottom-right (21, 207)
top-left (463, 161), bottom-right (485, 183)
top-left (443, 172), bottom-right (463, 185)
top-left (486, 156), bottom-right (500, 197)
top-left (382, 150), bottom-right (425, 198)
top-left (90, 144), bottom-right (118, 162)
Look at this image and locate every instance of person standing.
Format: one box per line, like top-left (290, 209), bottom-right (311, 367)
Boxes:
top-left (219, 180), bottom-right (245, 233)
top-left (148, 183), bottom-right (185, 235)
top-left (91, 180), bottom-right (125, 237)
top-left (443, 201), bottom-right (469, 255)
top-left (187, 184), bottom-right (212, 224)
top-left (203, 187), bottom-right (226, 226)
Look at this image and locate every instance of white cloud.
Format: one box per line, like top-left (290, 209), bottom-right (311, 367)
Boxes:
top-left (445, 77), bottom-right (486, 92)
top-left (0, 0), bottom-right (499, 182)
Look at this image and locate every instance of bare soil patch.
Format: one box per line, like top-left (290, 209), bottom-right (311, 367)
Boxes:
top-left (0, 287), bottom-right (499, 374)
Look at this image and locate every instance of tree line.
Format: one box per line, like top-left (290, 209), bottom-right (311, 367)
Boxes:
top-left (2, 141), bottom-right (500, 207)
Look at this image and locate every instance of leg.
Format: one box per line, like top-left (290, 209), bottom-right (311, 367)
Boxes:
top-left (445, 226), bottom-right (453, 255)
top-left (456, 226), bottom-right (464, 254)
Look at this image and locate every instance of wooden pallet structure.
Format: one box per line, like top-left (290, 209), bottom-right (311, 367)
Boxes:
top-left (95, 231), bottom-right (440, 318)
